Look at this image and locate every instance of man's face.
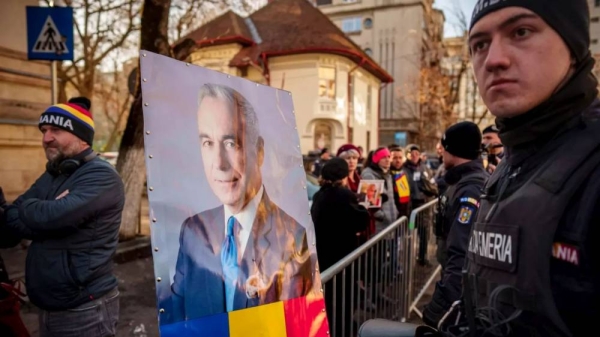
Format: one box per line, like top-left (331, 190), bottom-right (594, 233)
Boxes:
top-left (442, 150), bottom-right (454, 170)
top-left (198, 96), bottom-right (263, 213)
top-left (41, 125), bottom-right (84, 162)
top-left (436, 143), bottom-right (443, 157)
top-left (410, 150), bottom-right (420, 164)
top-left (390, 150), bottom-right (404, 168)
top-left (469, 7), bottom-right (573, 118)
top-left (482, 132), bottom-right (503, 154)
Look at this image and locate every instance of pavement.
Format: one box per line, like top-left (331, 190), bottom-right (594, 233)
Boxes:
top-left (2, 237), bottom-right (161, 337)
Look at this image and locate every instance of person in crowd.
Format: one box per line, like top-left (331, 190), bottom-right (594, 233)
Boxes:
top-left (361, 147), bottom-right (398, 233)
top-left (336, 144), bottom-right (362, 193)
top-left (311, 157), bottom-right (370, 337)
top-left (312, 148), bottom-right (331, 177)
top-left (389, 146), bottom-right (411, 218)
top-left (303, 156), bottom-right (320, 204)
top-left (0, 186), bottom-right (29, 337)
top-left (422, 121), bottom-right (488, 328)
top-left (481, 124), bottom-right (504, 174)
top-left (434, 142), bottom-right (448, 195)
top-left (403, 144), bottom-right (438, 265)
top-left (1, 97), bottom-right (124, 337)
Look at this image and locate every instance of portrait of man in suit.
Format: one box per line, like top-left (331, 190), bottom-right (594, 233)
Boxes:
top-left (167, 83), bottom-right (315, 322)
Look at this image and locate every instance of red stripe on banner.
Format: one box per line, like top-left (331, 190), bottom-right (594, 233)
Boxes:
top-left (284, 294), bottom-right (329, 337)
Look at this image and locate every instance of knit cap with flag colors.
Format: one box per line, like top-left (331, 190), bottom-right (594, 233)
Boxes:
top-left (39, 97), bottom-right (95, 145)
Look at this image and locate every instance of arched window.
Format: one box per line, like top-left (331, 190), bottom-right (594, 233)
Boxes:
top-left (364, 18), bottom-right (373, 29)
top-left (364, 48), bottom-right (373, 57)
top-left (314, 121), bottom-right (333, 150)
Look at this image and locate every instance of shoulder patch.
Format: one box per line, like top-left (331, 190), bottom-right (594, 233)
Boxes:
top-left (460, 197), bottom-right (480, 207)
top-left (457, 206), bottom-right (475, 224)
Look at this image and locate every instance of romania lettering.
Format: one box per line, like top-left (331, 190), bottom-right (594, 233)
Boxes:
top-left (40, 115), bottom-right (74, 130)
top-left (552, 242), bottom-right (579, 266)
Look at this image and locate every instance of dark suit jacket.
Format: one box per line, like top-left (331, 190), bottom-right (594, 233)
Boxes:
top-left (164, 192), bottom-right (315, 323)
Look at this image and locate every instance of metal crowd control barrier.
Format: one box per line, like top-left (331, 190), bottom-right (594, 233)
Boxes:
top-left (320, 216), bottom-right (410, 337)
top-left (407, 199), bottom-right (441, 319)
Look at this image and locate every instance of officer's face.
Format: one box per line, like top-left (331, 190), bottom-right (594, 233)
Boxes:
top-left (482, 132), bottom-right (501, 146)
top-left (41, 125), bottom-right (86, 162)
top-left (197, 96), bottom-right (263, 214)
top-left (469, 7), bottom-right (574, 118)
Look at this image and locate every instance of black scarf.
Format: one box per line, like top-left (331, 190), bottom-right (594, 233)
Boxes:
top-left (496, 56), bottom-right (598, 150)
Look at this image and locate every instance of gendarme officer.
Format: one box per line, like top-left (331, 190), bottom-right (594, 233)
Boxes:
top-left (445, 0), bottom-right (600, 336)
top-left (423, 121), bottom-right (488, 328)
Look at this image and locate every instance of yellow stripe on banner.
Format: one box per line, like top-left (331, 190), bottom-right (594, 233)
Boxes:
top-left (229, 301), bottom-right (287, 337)
top-left (57, 104), bottom-right (95, 128)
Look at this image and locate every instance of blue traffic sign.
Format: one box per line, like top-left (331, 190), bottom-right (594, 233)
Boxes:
top-left (26, 6), bottom-right (74, 61)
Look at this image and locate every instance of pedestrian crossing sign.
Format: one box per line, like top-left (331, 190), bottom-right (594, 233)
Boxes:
top-left (26, 6), bottom-right (74, 61)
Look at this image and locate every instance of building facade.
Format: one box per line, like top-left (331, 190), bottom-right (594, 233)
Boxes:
top-left (0, 0), bottom-right (51, 202)
top-left (316, 0), bottom-right (444, 149)
top-left (442, 36), bottom-right (494, 130)
top-left (174, 0), bottom-right (392, 154)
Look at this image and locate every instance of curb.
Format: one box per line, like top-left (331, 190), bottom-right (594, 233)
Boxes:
top-left (113, 236), bottom-right (152, 264)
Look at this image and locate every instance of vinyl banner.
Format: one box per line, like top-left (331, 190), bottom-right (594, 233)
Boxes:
top-left (140, 50), bottom-right (328, 337)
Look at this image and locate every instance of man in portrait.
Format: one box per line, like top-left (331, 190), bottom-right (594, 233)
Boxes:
top-left (167, 83), bottom-right (315, 322)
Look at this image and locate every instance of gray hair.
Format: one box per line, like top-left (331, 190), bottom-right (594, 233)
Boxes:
top-left (197, 83), bottom-right (261, 148)
top-left (338, 149), bottom-right (359, 159)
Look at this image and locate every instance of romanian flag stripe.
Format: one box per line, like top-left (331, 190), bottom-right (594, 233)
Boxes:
top-left (50, 103), bottom-right (95, 128)
top-left (159, 295), bottom-right (329, 337)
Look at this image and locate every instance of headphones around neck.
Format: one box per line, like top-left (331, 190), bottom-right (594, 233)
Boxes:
top-left (46, 150), bottom-right (98, 176)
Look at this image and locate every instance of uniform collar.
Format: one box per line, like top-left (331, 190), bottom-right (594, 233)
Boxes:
top-left (444, 160), bottom-right (484, 185)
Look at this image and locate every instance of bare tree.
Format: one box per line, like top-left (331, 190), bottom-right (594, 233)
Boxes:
top-left (54, 0), bottom-right (142, 100)
top-left (116, 0), bottom-right (172, 241)
top-left (93, 55), bottom-right (133, 151)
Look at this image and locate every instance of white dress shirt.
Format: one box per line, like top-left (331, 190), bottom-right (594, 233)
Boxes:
top-left (224, 185), bottom-right (264, 256)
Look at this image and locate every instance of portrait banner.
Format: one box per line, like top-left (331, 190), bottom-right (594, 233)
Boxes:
top-left (140, 50), bottom-right (327, 337)
top-left (357, 179), bottom-right (384, 208)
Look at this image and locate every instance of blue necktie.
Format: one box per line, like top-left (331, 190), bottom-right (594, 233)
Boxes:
top-left (221, 216), bottom-right (239, 312)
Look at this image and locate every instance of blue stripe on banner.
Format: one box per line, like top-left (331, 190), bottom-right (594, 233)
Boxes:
top-left (160, 313), bottom-right (230, 337)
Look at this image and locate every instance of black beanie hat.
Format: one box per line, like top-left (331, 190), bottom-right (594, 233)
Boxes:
top-left (470, 0), bottom-right (591, 62)
top-left (441, 121), bottom-right (482, 160)
top-left (482, 124), bottom-right (499, 134)
top-left (321, 157), bottom-right (349, 182)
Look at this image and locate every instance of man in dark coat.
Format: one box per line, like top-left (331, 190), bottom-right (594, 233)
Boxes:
top-left (1, 98), bottom-right (124, 337)
top-left (422, 122), bottom-right (488, 328)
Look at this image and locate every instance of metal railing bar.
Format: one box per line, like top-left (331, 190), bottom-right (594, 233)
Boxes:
top-left (321, 216), bottom-right (409, 282)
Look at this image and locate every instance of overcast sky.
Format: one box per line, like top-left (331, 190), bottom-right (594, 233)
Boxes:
top-left (433, 0), bottom-right (478, 37)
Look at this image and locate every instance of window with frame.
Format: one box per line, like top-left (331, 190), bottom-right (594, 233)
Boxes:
top-left (319, 67), bottom-right (336, 99)
top-left (341, 17), bottom-right (362, 33)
